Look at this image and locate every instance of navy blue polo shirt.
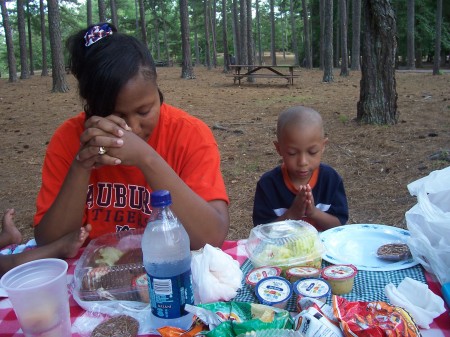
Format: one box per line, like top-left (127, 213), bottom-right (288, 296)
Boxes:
top-left (252, 163), bottom-right (348, 227)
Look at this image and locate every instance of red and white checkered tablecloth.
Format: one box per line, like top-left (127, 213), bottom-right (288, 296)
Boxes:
top-left (0, 240), bottom-right (448, 336)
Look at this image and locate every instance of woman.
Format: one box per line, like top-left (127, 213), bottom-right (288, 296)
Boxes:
top-left (33, 23), bottom-right (229, 250)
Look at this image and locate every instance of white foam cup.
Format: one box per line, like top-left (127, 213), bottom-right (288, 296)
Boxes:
top-left (0, 258), bottom-right (71, 337)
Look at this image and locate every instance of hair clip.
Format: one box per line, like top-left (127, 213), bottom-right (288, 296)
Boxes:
top-left (84, 23), bottom-right (113, 47)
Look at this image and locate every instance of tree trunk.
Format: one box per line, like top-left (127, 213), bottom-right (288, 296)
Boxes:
top-left (138, 0), bottom-right (147, 45)
top-left (232, 0), bottom-right (240, 63)
top-left (246, 0), bottom-right (253, 66)
top-left (204, 0), bottom-right (211, 69)
top-left (111, 0), bottom-right (119, 28)
top-left (152, 7), bottom-right (160, 60)
top-left (211, 1), bottom-right (217, 68)
top-left (406, 0), bottom-right (415, 69)
top-left (0, 0), bottom-right (18, 82)
top-left (323, 0), bottom-right (333, 82)
top-left (351, 0), bottom-right (361, 70)
top-left (39, 0), bottom-right (48, 76)
top-left (239, 0), bottom-right (248, 66)
top-left (302, 0), bottom-right (312, 68)
top-left (98, 0), bottom-right (107, 22)
top-left (357, 0), bottom-right (397, 125)
top-left (334, 2), bottom-right (340, 68)
top-left (281, 10), bottom-right (286, 60)
top-left (415, 41), bottom-right (422, 68)
top-left (269, 0), bottom-right (276, 65)
top-left (339, 0), bottom-right (348, 76)
top-left (319, 0), bottom-right (325, 69)
top-left (47, 0), bottom-right (69, 92)
top-left (26, 1), bottom-right (34, 75)
top-left (86, 0), bottom-right (92, 26)
top-left (162, 7), bottom-right (170, 62)
top-left (256, 0), bottom-right (262, 64)
top-left (222, 0), bottom-right (230, 72)
top-left (135, 0), bottom-right (139, 34)
top-left (290, 0), bottom-right (299, 66)
top-left (180, 0), bottom-right (195, 78)
top-left (194, 28), bottom-right (200, 65)
top-left (432, 0), bottom-right (442, 75)
top-left (17, 0), bottom-right (30, 79)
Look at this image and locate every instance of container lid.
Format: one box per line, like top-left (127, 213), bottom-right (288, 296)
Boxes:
top-left (293, 278), bottom-right (331, 299)
top-left (255, 276), bottom-right (293, 305)
top-left (245, 266), bottom-right (282, 286)
top-left (245, 220), bottom-right (325, 268)
top-left (286, 267), bottom-right (320, 279)
top-left (150, 190), bottom-right (172, 207)
top-left (321, 264), bottom-right (358, 281)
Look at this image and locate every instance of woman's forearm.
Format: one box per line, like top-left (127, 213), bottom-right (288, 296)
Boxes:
top-left (137, 150), bottom-right (230, 250)
top-left (34, 161), bottom-right (91, 245)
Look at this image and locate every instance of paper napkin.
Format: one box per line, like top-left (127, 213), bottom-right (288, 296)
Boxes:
top-left (385, 277), bottom-right (446, 329)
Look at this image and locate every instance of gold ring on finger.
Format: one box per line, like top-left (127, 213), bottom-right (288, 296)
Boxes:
top-left (98, 146), bottom-right (107, 155)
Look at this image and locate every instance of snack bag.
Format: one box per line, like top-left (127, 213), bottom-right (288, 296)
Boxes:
top-left (293, 298), bottom-right (343, 337)
top-left (186, 301), bottom-right (294, 337)
top-left (332, 295), bottom-right (421, 337)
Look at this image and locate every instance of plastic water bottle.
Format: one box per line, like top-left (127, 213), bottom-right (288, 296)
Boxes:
top-left (142, 190), bottom-right (194, 330)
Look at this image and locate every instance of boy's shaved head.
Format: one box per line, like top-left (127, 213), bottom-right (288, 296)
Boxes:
top-left (277, 106), bottom-right (324, 140)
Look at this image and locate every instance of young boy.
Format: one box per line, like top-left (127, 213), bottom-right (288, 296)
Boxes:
top-left (252, 106), bottom-right (348, 231)
top-left (0, 209), bottom-right (90, 276)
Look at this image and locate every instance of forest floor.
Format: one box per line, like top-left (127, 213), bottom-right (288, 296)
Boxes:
top-left (0, 63), bottom-right (449, 243)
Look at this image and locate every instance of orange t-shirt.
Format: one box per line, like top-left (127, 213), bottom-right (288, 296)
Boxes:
top-left (33, 103), bottom-right (229, 239)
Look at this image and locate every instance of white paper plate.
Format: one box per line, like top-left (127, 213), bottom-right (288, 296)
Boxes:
top-left (320, 224), bottom-right (418, 271)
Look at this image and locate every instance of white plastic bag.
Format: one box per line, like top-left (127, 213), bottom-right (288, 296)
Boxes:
top-left (405, 166), bottom-right (450, 284)
top-left (191, 244), bottom-right (243, 304)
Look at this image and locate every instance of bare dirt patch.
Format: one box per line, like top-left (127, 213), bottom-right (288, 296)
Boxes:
top-left (0, 66), bottom-right (449, 243)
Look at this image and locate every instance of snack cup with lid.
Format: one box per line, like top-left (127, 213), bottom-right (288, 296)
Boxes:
top-left (255, 276), bottom-right (293, 309)
top-left (245, 220), bottom-right (325, 272)
top-left (245, 266), bottom-right (282, 288)
top-left (293, 278), bottom-right (331, 312)
top-left (321, 264), bottom-right (357, 295)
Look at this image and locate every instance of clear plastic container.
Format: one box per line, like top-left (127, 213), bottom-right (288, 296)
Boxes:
top-left (245, 220), bottom-right (325, 271)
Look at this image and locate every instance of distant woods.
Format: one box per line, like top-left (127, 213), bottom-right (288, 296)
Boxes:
top-left (0, 0), bottom-right (448, 122)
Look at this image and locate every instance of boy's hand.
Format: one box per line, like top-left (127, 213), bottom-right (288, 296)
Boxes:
top-left (303, 184), bottom-right (317, 218)
top-left (290, 185), bottom-right (309, 218)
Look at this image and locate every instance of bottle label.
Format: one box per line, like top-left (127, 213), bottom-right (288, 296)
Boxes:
top-left (148, 269), bottom-right (194, 319)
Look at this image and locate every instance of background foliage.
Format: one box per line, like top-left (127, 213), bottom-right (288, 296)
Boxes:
top-left (0, 0), bottom-right (450, 75)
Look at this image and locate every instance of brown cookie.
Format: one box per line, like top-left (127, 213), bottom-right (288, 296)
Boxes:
top-left (91, 315), bottom-right (139, 337)
top-left (377, 243), bottom-right (411, 261)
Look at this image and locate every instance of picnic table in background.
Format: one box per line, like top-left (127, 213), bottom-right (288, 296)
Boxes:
top-left (0, 240), bottom-right (448, 336)
top-left (227, 64), bottom-right (299, 85)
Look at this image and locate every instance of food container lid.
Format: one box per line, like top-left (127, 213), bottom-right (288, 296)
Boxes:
top-left (246, 266), bottom-right (282, 286)
top-left (255, 276), bottom-right (293, 305)
top-left (245, 220), bottom-right (325, 268)
top-left (286, 267), bottom-right (320, 279)
top-left (293, 278), bottom-right (331, 299)
top-left (321, 264), bottom-right (358, 281)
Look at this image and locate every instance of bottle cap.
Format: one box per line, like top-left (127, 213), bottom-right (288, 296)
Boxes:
top-left (150, 190), bottom-right (172, 207)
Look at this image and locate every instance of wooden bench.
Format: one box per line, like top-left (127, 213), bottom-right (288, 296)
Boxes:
top-left (228, 65), bottom-right (299, 85)
top-left (226, 73), bottom-right (300, 85)
top-left (155, 60), bottom-right (174, 67)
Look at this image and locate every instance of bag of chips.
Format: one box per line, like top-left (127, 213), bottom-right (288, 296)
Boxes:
top-left (332, 295), bottom-right (420, 337)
